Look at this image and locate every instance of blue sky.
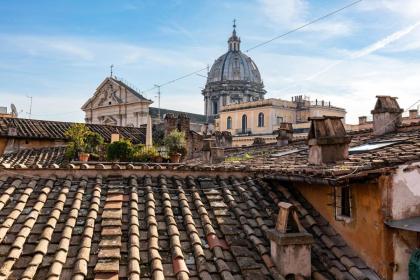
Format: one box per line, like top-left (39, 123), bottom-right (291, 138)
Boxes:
top-left (1, 0), bottom-right (420, 123)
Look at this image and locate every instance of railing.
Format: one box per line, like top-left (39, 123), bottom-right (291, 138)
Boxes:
top-left (235, 128), bottom-right (252, 135)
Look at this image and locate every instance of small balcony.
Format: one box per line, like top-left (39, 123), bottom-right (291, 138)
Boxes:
top-left (236, 128), bottom-right (252, 135)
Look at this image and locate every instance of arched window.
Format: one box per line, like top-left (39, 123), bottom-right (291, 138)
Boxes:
top-left (258, 112), bottom-right (264, 127)
top-left (241, 114), bottom-right (247, 133)
top-left (227, 116), bottom-right (232, 129)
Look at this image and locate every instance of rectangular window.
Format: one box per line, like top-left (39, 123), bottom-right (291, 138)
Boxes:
top-left (277, 116), bottom-right (283, 125)
top-left (335, 186), bottom-right (352, 221)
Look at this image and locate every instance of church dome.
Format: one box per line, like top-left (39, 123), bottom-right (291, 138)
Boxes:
top-left (207, 25), bottom-right (263, 84)
top-left (207, 51), bottom-right (262, 83)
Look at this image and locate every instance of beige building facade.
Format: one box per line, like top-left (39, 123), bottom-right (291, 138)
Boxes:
top-left (217, 96), bottom-right (346, 136)
top-left (82, 77), bottom-right (153, 127)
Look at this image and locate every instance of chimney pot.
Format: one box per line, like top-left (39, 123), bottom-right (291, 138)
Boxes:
top-left (110, 133), bottom-right (120, 143)
top-left (358, 116), bottom-right (367, 125)
top-left (409, 109), bottom-right (418, 119)
top-left (371, 96), bottom-right (403, 135)
top-left (307, 116), bottom-right (350, 165)
top-left (276, 123), bottom-right (293, 146)
top-left (267, 202), bottom-right (314, 278)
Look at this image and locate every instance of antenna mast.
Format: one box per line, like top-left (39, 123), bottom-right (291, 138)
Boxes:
top-left (154, 85), bottom-right (161, 121)
top-left (27, 96), bottom-right (33, 119)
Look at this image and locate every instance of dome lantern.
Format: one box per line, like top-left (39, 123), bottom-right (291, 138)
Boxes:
top-left (228, 19), bottom-right (241, 52)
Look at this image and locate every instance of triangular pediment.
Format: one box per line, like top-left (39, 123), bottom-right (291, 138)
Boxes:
top-left (81, 77), bottom-right (152, 110)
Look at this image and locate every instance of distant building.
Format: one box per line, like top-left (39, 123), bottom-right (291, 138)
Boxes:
top-left (202, 23), bottom-right (266, 120)
top-left (82, 76), bottom-right (206, 130)
top-left (217, 96), bottom-right (346, 146)
top-left (0, 106), bottom-right (16, 118)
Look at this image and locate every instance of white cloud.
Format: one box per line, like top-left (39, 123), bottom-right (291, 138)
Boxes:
top-left (258, 0), bottom-right (353, 38)
top-left (259, 0), bottom-right (308, 27)
top-left (360, 0), bottom-right (420, 19)
top-left (352, 21), bottom-right (420, 58)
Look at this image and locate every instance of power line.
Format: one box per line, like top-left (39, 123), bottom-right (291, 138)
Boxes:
top-left (141, 66), bottom-right (208, 94)
top-left (16, 1), bottom-right (362, 118)
top-left (245, 0), bottom-right (363, 52)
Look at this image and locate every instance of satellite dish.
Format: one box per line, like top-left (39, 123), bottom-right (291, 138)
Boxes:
top-left (10, 103), bottom-right (18, 117)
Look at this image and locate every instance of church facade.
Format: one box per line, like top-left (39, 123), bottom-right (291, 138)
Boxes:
top-left (82, 76), bottom-right (207, 130)
top-left (202, 23), bottom-right (266, 120)
top-left (82, 77), bottom-right (153, 127)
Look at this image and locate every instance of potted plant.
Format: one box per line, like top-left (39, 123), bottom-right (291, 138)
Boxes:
top-left (85, 131), bottom-right (105, 160)
top-left (163, 130), bottom-right (186, 163)
top-left (106, 139), bottom-right (134, 162)
top-left (64, 124), bottom-right (90, 162)
top-left (64, 124), bottom-right (104, 162)
top-left (132, 144), bottom-right (159, 162)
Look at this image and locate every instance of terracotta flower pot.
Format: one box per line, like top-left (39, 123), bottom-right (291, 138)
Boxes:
top-left (170, 153), bottom-right (181, 163)
top-left (78, 152), bottom-right (90, 162)
top-left (154, 156), bottom-right (163, 163)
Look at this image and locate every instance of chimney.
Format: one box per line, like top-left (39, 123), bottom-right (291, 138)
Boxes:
top-left (358, 116), bottom-right (367, 125)
top-left (409, 109), bottom-right (418, 119)
top-left (267, 202), bottom-right (314, 278)
top-left (371, 96), bottom-right (403, 136)
top-left (110, 133), bottom-right (120, 143)
top-left (308, 116), bottom-right (350, 165)
top-left (276, 123), bottom-right (293, 146)
top-left (214, 131), bottom-right (232, 148)
top-left (164, 113), bottom-right (177, 136)
top-left (177, 113), bottom-right (190, 134)
top-left (201, 138), bottom-right (214, 162)
top-left (145, 115), bottom-right (153, 147)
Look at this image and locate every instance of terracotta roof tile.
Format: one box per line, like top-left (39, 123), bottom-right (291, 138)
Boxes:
top-left (0, 117), bottom-right (146, 143)
top-left (0, 173), bottom-right (381, 279)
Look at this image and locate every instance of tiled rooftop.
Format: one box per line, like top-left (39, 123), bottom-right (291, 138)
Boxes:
top-left (0, 117), bottom-right (146, 143)
top-left (212, 124), bottom-right (420, 181)
top-left (0, 147), bottom-right (67, 168)
top-left (0, 174), bottom-right (379, 279)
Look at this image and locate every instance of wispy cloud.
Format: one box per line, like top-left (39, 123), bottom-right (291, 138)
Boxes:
top-left (258, 0), bottom-right (353, 38)
top-left (306, 21), bottom-right (420, 81)
top-left (352, 21), bottom-right (420, 58)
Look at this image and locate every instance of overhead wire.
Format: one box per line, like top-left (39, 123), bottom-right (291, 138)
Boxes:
top-left (21, 1), bottom-right (362, 117)
top-left (245, 0), bottom-right (363, 52)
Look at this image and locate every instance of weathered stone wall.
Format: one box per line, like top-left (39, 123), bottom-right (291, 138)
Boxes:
top-left (1, 138), bottom-right (67, 154)
top-left (390, 161), bottom-right (420, 280)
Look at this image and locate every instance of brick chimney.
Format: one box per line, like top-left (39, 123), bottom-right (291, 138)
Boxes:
top-left (164, 113), bottom-right (177, 136)
top-left (214, 131), bottom-right (232, 148)
top-left (276, 123), bottom-right (293, 146)
top-left (409, 109), bottom-right (418, 119)
top-left (371, 96), bottom-right (403, 136)
top-left (308, 116), bottom-right (350, 165)
top-left (177, 113), bottom-right (190, 134)
top-left (358, 116), bottom-right (367, 125)
top-left (267, 202), bottom-right (314, 278)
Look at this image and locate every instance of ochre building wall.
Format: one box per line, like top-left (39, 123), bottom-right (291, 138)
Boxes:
top-left (295, 181), bottom-right (393, 279)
